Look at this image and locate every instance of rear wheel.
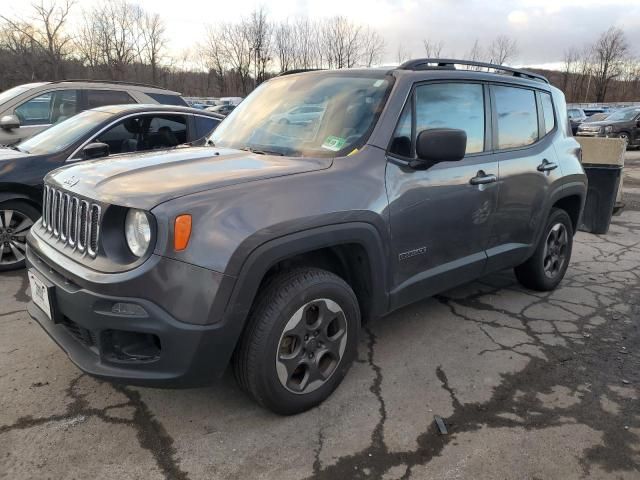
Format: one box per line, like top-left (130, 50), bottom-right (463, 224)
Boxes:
top-left (515, 208), bottom-right (573, 291)
top-left (0, 200), bottom-right (39, 271)
top-left (234, 268), bottom-right (360, 415)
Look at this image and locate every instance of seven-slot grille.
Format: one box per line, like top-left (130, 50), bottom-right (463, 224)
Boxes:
top-left (41, 184), bottom-right (101, 257)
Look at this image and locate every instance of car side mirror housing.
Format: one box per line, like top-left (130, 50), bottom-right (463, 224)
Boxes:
top-left (82, 142), bottom-right (110, 160)
top-left (0, 114), bottom-right (20, 131)
top-left (412, 128), bottom-right (467, 168)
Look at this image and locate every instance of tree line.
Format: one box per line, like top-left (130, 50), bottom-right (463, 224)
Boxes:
top-left (0, 0), bottom-right (638, 103)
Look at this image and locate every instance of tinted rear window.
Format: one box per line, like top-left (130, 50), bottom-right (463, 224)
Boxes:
top-left (146, 93), bottom-right (188, 106)
top-left (87, 90), bottom-right (136, 108)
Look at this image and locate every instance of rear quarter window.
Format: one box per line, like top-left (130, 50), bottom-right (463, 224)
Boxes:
top-left (146, 93), bottom-right (188, 106)
top-left (540, 92), bottom-right (556, 135)
top-left (87, 90), bottom-right (136, 109)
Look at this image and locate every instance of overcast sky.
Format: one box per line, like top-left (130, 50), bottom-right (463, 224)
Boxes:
top-left (6, 0), bottom-right (640, 68)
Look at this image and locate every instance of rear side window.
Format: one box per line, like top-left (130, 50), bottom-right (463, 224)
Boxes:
top-left (194, 116), bottom-right (220, 139)
top-left (87, 90), bottom-right (136, 109)
top-left (146, 93), bottom-right (188, 106)
top-left (389, 82), bottom-right (485, 156)
top-left (493, 86), bottom-right (538, 149)
top-left (540, 92), bottom-right (555, 135)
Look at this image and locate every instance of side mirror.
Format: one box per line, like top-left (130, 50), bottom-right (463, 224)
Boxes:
top-left (82, 142), bottom-right (110, 160)
top-left (413, 128), bottom-right (467, 167)
top-left (0, 114), bottom-right (20, 131)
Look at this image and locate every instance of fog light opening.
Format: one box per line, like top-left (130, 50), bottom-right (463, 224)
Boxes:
top-left (104, 330), bottom-right (161, 362)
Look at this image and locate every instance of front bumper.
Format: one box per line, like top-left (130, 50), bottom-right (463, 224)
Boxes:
top-left (576, 130), bottom-right (602, 137)
top-left (26, 234), bottom-right (242, 388)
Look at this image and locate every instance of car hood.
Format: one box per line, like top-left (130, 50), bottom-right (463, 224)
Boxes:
top-left (0, 147), bottom-right (30, 162)
top-left (45, 147), bottom-right (332, 209)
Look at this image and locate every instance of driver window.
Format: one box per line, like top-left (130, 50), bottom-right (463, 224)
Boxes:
top-left (89, 114), bottom-right (188, 156)
top-left (14, 90), bottom-right (79, 126)
top-left (415, 83), bottom-right (485, 154)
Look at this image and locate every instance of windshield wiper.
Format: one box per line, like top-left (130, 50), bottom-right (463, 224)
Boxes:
top-left (240, 146), bottom-right (284, 156)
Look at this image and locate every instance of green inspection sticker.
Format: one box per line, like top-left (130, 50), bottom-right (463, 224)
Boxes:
top-left (321, 136), bottom-right (347, 151)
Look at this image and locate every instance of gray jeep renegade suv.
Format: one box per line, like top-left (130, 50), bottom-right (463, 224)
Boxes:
top-left (26, 60), bottom-right (587, 414)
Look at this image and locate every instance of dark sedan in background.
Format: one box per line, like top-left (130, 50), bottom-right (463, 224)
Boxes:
top-left (0, 104), bottom-right (223, 270)
top-left (576, 106), bottom-right (640, 148)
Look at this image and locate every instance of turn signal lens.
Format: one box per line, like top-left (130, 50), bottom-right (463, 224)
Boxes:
top-left (174, 215), bottom-right (192, 251)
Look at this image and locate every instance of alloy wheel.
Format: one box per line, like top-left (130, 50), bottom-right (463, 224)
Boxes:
top-left (542, 222), bottom-right (568, 278)
top-left (0, 209), bottom-right (33, 267)
top-left (275, 298), bottom-right (348, 394)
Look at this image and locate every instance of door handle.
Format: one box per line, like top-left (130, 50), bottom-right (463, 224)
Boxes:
top-left (469, 170), bottom-right (497, 185)
top-left (537, 159), bottom-right (558, 172)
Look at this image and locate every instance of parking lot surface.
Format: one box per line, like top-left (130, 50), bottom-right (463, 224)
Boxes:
top-left (1, 153), bottom-right (639, 480)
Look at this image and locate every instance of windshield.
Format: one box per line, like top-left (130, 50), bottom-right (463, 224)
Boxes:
top-left (18, 110), bottom-right (110, 155)
top-left (606, 108), bottom-right (640, 122)
top-left (208, 73), bottom-right (392, 157)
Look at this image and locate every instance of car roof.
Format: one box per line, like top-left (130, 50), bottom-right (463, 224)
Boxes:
top-left (277, 60), bottom-right (551, 91)
top-left (90, 103), bottom-right (225, 119)
top-left (34, 80), bottom-right (181, 95)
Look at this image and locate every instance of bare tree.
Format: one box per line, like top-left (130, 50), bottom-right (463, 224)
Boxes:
top-left (219, 22), bottom-right (252, 94)
top-left (361, 27), bottom-right (385, 67)
top-left (0, 0), bottom-right (74, 79)
top-left (396, 43), bottom-right (409, 64)
top-left (246, 7), bottom-right (271, 85)
top-left (488, 35), bottom-right (518, 65)
top-left (423, 39), bottom-right (444, 58)
top-left (591, 26), bottom-right (628, 102)
top-left (139, 12), bottom-right (166, 84)
top-left (273, 20), bottom-right (295, 72)
top-left (322, 17), bottom-right (363, 69)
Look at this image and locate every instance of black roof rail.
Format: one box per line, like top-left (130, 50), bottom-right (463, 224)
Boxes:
top-left (277, 68), bottom-right (324, 77)
top-left (397, 58), bottom-right (549, 84)
top-left (50, 78), bottom-right (178, 91)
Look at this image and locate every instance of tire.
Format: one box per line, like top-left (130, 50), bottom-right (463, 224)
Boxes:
top-left (0, 200), bottom-right (40, 272)
top-left (619, 132), bottom-right (630, 149)
top-left (514, 208), bottom-right (573, 291)
top-left (234, 268), bottom-right (360, 415)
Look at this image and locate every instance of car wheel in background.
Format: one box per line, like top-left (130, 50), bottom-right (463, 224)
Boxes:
top-left (0, 200), bottom-right (39, 271)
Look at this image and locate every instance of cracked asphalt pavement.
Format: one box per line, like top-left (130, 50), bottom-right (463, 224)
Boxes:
top-left (2, 152), bottom-right (639, 480)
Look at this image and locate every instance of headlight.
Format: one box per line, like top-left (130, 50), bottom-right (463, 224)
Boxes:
top-left (604, 126), bottom-right (613, 133)
top-left (125, 209), bottom-right (151, 257)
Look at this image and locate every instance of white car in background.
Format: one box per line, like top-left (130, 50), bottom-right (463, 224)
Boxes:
top-left (271, 105), bottom-right (324, 125)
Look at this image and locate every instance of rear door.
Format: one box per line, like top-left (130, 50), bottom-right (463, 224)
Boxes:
top-left (485, 85), bottom-right (563, 271)
top-left (385, 81), bottom-right (499, 309)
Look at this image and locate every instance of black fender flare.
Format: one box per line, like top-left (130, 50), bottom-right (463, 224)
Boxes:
top-left (218, 222), bottom-right (390, 333)
top-left (0, 184), bottom-right (42, 206)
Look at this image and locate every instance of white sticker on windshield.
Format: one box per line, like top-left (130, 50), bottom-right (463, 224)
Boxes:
top-left (373, 80), bottom-right (384, 87)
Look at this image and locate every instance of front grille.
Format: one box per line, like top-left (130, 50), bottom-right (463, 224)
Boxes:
top-left (41, 185), bottom-right (101, 257)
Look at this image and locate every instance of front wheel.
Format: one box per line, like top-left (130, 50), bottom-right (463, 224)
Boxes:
top-left (515, 208), bottom-right (574, 291)
top-left (234, 268), bottom-right (360, 415)
top-left (0, 200), bottom-right (39, 271)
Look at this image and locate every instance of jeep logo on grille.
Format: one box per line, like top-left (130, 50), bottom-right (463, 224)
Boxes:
top-left (63, 175), bottom-right (79, 188)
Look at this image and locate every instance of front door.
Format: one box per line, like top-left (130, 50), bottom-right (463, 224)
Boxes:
top-left (385, 81), bottom-right (499, 310)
